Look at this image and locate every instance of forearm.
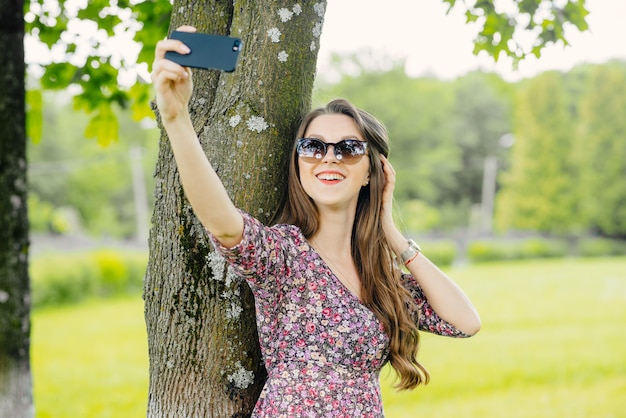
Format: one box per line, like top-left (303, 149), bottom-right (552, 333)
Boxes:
top-left (380, 157), bottom-right (480, 335)
top-left (390, 230), bottom-right (481, 335)
top-left (163, 113), bottom-right (243, 247)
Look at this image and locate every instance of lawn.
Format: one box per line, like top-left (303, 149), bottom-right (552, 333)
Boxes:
top-left (31, 257), bottom-right (626, 417)
top-left (31, 297), bottom-right (149, 418)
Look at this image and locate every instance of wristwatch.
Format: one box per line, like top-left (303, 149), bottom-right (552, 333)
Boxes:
top-left (398, 239), bottom-right (421, 265)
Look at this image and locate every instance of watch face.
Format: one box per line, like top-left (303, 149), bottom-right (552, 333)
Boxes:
top-left (400, 240), bottom-right (418, 264)
top-left (408, 239), bottom-right (421, 252)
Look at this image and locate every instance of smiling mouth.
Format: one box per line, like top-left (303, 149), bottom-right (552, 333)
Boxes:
top-left (316, 173), bottom-right (345, 182)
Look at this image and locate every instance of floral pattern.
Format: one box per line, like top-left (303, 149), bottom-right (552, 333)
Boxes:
top-left (210, 211), bottom-right (468, 417)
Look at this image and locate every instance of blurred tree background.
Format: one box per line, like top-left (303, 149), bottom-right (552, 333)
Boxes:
top-left (28, 58), bottom-right (626, 242)
top-left (28, 92), bottom-right (158, 240)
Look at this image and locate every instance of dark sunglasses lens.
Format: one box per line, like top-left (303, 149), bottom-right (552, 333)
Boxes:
top-left (297, 138), bottom-right (326, 160)
top-left (336, 140), bottom-right (366, 161)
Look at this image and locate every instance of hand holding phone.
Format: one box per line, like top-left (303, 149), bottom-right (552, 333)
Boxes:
top-left (165, 31), bottom-right (243, 72)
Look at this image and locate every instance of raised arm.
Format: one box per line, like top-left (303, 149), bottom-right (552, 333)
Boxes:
top-left (380, 156), bottom-right (481, 336)
top-left (151, 26), bottom-right (243, 248)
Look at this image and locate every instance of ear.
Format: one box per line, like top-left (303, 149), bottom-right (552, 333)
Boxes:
top-left (363, 172), bottom-right (370, 187)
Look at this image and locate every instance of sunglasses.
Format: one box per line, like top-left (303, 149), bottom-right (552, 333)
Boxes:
top-left (296, 138), bottom-right (368, 164)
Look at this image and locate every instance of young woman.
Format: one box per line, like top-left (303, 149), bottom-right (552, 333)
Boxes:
top-left (152, 27), bottom-right (481, 418)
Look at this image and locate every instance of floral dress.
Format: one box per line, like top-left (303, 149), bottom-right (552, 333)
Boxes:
top-left (210, 211), bottom-right (469, 417)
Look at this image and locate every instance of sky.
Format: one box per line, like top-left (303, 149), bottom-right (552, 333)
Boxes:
top-left (317, 0), bottom-right (626, 81)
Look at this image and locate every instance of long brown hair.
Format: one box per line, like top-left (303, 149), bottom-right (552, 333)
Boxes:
top-left (277, 98), bottom-right (429, 390)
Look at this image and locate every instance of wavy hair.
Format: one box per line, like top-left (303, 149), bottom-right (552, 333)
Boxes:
top-left (276, 98), bottom-right (429, 390)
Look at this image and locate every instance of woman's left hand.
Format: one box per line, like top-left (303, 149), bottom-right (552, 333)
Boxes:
top-left (380, 156), bottom-right (400, 242)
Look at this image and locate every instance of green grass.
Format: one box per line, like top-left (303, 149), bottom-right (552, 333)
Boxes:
top-left (32, 258), bottom-right (626, 417)
top-left (381, 257), bottom-right (626, 417)
top-left (31, 297), bottom-right (149, 418)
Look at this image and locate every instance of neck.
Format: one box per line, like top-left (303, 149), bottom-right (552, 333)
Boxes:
top-left (311, 206), bottom-right (356, 257)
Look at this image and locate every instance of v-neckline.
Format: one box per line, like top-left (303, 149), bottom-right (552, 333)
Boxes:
top-left (308, 244), bottom-right (364, 304)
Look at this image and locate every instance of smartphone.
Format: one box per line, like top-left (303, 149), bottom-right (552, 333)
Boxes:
top-left (165, 31), bottom-right (243, 72)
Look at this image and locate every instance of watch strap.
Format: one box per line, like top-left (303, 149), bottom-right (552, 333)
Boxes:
top-left (399, 239), bottom-right (421, 265)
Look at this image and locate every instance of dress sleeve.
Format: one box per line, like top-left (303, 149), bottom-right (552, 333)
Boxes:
top-left (401, 273), bottom-right (471, 338)
top-left (207, 210), bottom-right (294, 301)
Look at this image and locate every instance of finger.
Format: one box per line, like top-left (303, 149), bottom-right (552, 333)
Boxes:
top-left (151, 60), bottom-right (189, 83)
top-left (175, 25), bottom-right (197, 33)
top-left (154, 39), bottom-right (192, 61)
top-left (380, 156), bottom-right (396, 182)
top-left (151, 65), bottom-right (190, 87)
top-left (155, 25), bottom-right (196, 57)
top-left (164, 26), bottom-right (196, 56)
top-left (381, 155), bottom-right (395, 172)
top-left (154, 57), bottom-right (190, 75)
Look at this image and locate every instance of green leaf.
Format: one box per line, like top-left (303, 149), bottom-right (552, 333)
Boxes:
top-left (482, 13), bottom-right (500, 36)
top-left (456, 0), bottom-right (590, 63)
top-left (37, 24), bottom-right (65, 48)
top-left (41, 63), bottom-right (79, 89)
top-left (109, 90), bottom-right (129, 109)
top-left (519, 0), bottom-right (540, 15)
top-left (564, 0), bottom-right (590, 31)
top-left (465, 10), bottom-right (479, 23)
top-left (531, 45), bottom-right (543, 58)
top-left (99, 14), bottom-right (124, 37)
top-left (76, 0), bottom-right (112, 20)
top-left (129, 83), bottom-right (155, 121)
top-left (84, 104), bottom-right (119, 146)
top-left (26, 89), bottom-right (44, 143)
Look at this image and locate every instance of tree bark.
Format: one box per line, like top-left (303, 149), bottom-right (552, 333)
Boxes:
top-left (0, 0), bottom-right (33, 416)
top-left (144, 1), bottom-right (326, 416)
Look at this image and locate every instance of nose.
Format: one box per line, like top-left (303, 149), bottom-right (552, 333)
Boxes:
top-left (320, 144), bottom-right (339, 162)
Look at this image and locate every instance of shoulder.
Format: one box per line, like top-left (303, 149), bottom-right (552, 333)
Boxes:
top-left (240, 210), bottom-right (307, 247)
top-left (272, 221), bottom-right (303, 237)
top-left (271, 221), bottom-right (309, 249)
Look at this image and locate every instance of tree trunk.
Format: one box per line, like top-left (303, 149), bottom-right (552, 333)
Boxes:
top-left (0, 1), bottom-right (33, 417)
top-left (144, 1), bottom-right (326, 416)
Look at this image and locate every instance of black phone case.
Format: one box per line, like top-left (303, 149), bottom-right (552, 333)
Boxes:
top-left (165, 31), bottom-right (243, 72)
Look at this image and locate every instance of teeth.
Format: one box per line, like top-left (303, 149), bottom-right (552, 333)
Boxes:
top-left (317, 173), bottom-right (344, 181)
